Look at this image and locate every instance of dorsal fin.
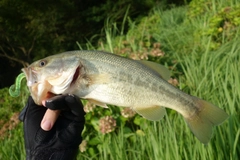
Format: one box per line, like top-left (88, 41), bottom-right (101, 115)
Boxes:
top-left (138, 60), bottom-right (171, 81)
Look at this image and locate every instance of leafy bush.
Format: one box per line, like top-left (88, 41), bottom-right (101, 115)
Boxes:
top-left (188, 0), bottom-right (240, 50)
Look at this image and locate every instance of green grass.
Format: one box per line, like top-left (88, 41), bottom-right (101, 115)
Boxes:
top-left (0, 0), bottom-right (239, 159)
top-left (0, 124), bottom-right (25, 160)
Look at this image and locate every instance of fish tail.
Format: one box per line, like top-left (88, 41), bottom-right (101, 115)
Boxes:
top-left (184, 99), bottom-right (228, 144)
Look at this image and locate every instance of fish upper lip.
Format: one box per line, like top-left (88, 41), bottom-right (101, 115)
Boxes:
top-left (31, 69), bottom-right (37, 73)
top-left (22, 67), bottom-right (38, 87)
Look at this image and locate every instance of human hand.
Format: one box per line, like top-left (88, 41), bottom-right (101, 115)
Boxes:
top-left (19, 94), bottom-right (85, 160)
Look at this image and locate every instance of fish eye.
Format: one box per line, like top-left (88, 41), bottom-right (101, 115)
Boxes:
top-left (39, 60), bottom-right (47, 67)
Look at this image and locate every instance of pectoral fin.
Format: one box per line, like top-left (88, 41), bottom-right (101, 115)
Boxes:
top-left (88, 99), bottom-right (108, 108)
top-left (133, 105), bottom-right (166, 121)
top-left (88, 74), bottom-right (111, 85)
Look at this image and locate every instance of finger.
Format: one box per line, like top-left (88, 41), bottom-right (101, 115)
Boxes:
top-left (45, 95), bottom-right (68, 110)
top-left (45, 94), bottom-right (84, 113)
top-left (41, 109), bottom-right (61, 131)
top-left (42, 92), bottom-right (56, 106)
top-left (65, 95), bottom-right (85, 116)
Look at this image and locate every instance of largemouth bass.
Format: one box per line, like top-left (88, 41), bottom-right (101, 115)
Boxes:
top-left (22, 50), bottom-right (228, 144)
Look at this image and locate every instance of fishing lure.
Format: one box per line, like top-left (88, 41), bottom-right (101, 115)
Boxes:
top-left (9, 73), bottom-right (26, 97)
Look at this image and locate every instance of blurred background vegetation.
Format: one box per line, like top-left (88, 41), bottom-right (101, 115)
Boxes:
top-left (0, 0), bottom-right (239, 159)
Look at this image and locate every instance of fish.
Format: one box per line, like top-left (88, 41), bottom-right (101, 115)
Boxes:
top-left (22, 50), bottom-right (228, 144)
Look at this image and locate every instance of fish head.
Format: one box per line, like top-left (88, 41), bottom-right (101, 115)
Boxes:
top-left (22, 54), bottom-right (81, 105)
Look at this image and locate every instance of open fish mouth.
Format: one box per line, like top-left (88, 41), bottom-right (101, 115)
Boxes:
top-left (22, 67), bottom-right (38, 87)
top-left (70, 66), bottom-right (80, 86)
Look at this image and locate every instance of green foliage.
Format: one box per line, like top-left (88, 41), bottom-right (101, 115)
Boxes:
top-left (0, 124), bottom-right (25, 160)
top-left (0, 0), bottom-right (156, 60)
top-left (0, 87), bottom-right (27, 126)
top-left (187, 0), bottom-right (211, 18)
top-left (0, 77), bottom-right (28, 134)
top-left (187, 0), bottom-right (240, 50)
top-left (80, 101), bottom-right (143, 156)
top-left (204, 5), bottom-right (240, 49)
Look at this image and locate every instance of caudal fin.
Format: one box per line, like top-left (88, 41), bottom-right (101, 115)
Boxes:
top-left (185, 99), bottom-right (228, 144)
